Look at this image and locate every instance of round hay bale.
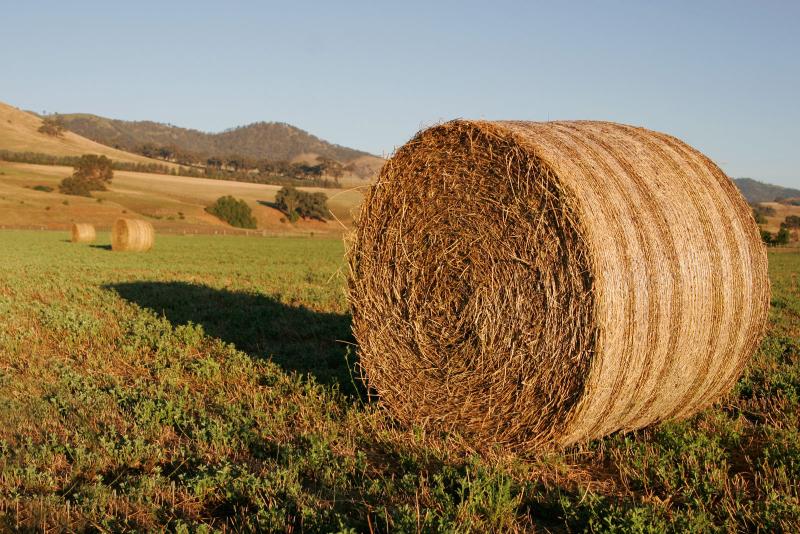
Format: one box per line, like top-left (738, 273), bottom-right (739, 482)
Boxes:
top-left (70, 223), bottom-right (96, 243)
top-left (347, 120), bottom-right (770, 450)
top-left (111, 218), bottom-right (154, 252)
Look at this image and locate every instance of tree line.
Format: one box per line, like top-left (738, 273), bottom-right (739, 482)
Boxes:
top-left (0, 150), bottom-right (173, 174)
top-left (1, 150), bottom-right (344, 189)
top-left (135, 143), bottom-right (346, 186)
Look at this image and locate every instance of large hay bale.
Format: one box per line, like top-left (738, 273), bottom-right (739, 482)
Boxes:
top-left (70, 223), bottom-right (96, 243)
top-left (347, 120), bottom-right (770, 450)
top-left (111, 218), bottom-right (154, 252)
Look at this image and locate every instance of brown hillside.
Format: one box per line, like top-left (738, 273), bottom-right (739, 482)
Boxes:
top-left (0, 102), bottom-right (177, 168)
top-left (58, 113), bottom-right (382, 170)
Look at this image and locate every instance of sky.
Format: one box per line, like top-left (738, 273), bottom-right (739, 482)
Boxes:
top-left (2, 1), bottom-right (798, 187)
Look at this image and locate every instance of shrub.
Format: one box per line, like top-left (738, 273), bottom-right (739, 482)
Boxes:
top-left (274, 186), bottom-right (331, 221)
top-left (32, 185), bottom-right (53, 192)
top-left (206, 196), bottom-right (257, 229)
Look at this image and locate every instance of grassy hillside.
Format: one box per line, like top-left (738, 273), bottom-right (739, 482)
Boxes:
top-left (0, 231), bottom-right (796, 530)
top-left (0, 161), bottom-right (364, 235)
top-left (59, 113), bottom-right (380, 165)
top-left (0, 102), bottom-right (177, 168)
top-left (735, 178), bottom-right (800, 204)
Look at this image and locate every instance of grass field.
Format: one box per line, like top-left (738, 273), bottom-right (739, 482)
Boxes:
top-left (0, 231), bottom-right (797, 531)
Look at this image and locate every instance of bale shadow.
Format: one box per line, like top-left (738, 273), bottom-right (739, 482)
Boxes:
top-left (90, 244), bottom-right (113, 250)
top-left (107, 281), bottom-right (358, 394)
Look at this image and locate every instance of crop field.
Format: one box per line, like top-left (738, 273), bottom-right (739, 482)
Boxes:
top-left (0, 230), bottom-right (797, 531)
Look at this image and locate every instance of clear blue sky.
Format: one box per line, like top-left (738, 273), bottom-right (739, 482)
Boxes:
top-left (2, 1), bottom-right (798, 187)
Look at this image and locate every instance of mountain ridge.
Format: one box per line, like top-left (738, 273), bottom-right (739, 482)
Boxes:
top-left (734, 178), bottom-right (800, 204)
top-left (57, 113), bottom-right (376, 164)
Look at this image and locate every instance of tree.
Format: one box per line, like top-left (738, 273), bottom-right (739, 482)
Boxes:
top-left (274, 186), bottom-right (331, 221)
top-left (38, 115), bottom-right (66, 137)
top-left (751, 203), bottom-right (776, 220)
top-left (225, 155), bottom-right (248, 172)
top-left (137, 143), bottom-right (159, 158)
top-left (316, 156), bottom-right (344, 182)
top-left (783, 215), bottom-right (800, 229)
top-left (157, 146), bottom-right (175, 161)
top-left (299, 192), bottom-right (331, 220)
top-left (774, 227), bottom-right (790, 246)
top-left (59, 154), bottom-right (114, 196)
top-left (74, 155), bottom-right (114, 185)
top-left (275, 186), bottom-right (301, 222)
top-left (207, 157), bottom-right (223, 170)
top-left (761, 227), bottom-right (791, 246)
top-left (206, 196), bottom-right (257, 229)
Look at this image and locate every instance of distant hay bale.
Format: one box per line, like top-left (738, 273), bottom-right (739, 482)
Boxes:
top-left (347, 120), bottom-right (770, 450)
top-left (70, 223), bottom-right (96, 243)
top-left (111, 218), bottom-right (154, 252)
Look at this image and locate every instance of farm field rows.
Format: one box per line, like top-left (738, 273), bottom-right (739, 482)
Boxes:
top-left (0, 231), bottom-right (797, 531)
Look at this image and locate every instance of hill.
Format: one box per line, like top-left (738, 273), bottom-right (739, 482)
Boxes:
top-left (0, 160), bottom-right (362, 235)
top-left (0, 102), bottom-right (177, 168)
top-left (58, 113), bottom-right (378, 166)
top-left (734, 177), bottom-right (800, 204)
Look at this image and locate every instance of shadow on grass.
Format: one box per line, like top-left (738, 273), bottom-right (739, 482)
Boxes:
top-left (256, 200), bottom-right (280, 210)
top-left (107, 281), bottom-right (358, 394)
top-left (90, 244), bottom-right (113, 251)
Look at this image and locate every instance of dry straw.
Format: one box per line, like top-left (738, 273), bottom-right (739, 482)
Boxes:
top-left (347, 120), bottom-right (770, 451)
top-left (111, 218), bottom-right (154, 252)
top-left (70, 223), bottom-right (96, 243)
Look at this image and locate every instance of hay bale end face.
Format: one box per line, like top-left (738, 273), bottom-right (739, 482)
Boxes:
top-left (111, 218), bottom-right (154, 252)
top-left (347, 120), bottom-right (770, 450)
top-left (70, 223), bottom-right (96, 243)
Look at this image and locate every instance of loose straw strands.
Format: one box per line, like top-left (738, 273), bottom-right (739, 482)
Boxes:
top-left (347, 120), bottom-right (769, 451)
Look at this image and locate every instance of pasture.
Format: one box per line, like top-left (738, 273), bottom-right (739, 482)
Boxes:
top-left (0, 231), bottom-right (797, 531)
top-left (0, 161), bottom-right (363, 235)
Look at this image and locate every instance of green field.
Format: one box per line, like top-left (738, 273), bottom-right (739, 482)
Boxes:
top-left (0, 231), bottom-right (797, 531)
